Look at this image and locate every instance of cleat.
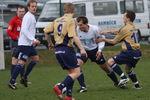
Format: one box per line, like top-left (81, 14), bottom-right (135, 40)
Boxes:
top-left (77, 87), bottom-right (87, 93)
top-left (114, 83), bottom-right (128, 89)
top-left (53, 85), bottom-right (63, 100)
top-left (20, 78), bottom-right (28, 87)
top-left (56, 83), bottom-right (66, 94)
top-left (133, 86), bottom-right (142, 90)
top-left (119, 84), bottom-right (128, 89)
top-left (8, 83), bottom-right (17, 90)
top-left (20, 79), bottom-right (31, 85)
top-left (118, 78), bottom-right (129, 86)
top-left (64, 96), bottom-right (75, 100)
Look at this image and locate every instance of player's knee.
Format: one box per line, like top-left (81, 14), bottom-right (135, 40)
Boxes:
top-left (12, 58), bottom-right (18, 65)
top-left (77, 59), bottom-right (84, 68)
top-left (31, 56), bottom-right (40, 63)
top-left (125, 66), bottom-right (132, 73)
top-left (108, 58), bottom-right (115, 66)
top-left (18, 59), bottom-right (26, 65)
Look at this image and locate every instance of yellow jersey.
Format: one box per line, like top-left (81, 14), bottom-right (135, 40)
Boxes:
top-left (44, 14), bottom-right (77, 47)
top-left (113, 23), bottom-right (140, 50)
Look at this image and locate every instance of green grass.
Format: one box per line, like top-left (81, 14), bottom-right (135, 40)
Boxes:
top-left (0, 45), bottom-right (150, 100)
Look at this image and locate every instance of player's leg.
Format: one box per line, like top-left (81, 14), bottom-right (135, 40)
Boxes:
top-left (108, 56), bottom-right (128, 80)
top-left (24, 56), bottom-right (39, 79)
top-left (11, 47), bottom-right (25, 81)
top-left (21, 46), bottom-right (39, 87)
top-left (76, 58), bottom-right (87, 93)
top-left (99, 63), bottom-right (120, 86)
top-left (53, 47), bottom-right (79, 99)
top-left (8, 59), bottom-right (26, 89)
top-left (125, 65), bottom-right (141, 89)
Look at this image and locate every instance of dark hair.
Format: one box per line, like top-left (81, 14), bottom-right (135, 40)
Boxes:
top-left (27, 0), bottom-right (37, 7)
top-left (76, 16), bottom-right (88, 24)
top-left (126, 10), bottom-right (136, 22)
top-left (17, 5), bottom-right (25, 10)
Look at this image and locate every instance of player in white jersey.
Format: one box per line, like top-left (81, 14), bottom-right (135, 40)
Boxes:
top-left (76, 16), bottom-right (127, 93)
top-left (8, 0), bottom-right (40, 90)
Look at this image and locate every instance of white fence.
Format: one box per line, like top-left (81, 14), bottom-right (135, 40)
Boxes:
top-left (0, 22), bottom-right (5, 70)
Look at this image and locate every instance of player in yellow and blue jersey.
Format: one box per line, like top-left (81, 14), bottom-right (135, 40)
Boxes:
top-left (44, 3), bottom-right (87, 100)
top-left (96, 10), bottom-right (142, 89)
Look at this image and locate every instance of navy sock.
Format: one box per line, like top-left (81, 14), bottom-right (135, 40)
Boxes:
top-left (9, 63), bottom-right (24, 84)
top-left (24, 61), bottom-right (36, 79)
top-left (58, 76), bottom-right (74, 90)
top-left (127, 71), bottom-right (139, 87)
top-left (107, 71), bottom-right (119, 85)
top-left (11, 64), bottom-right (16, 77)
top-left (77, 71), bottom-right (86, 88)
top-left (111, 63), bottom-right (127, 79)
top-left (66, 81), bottom-right (74, 97)
top-left (20, 66), bottom-right (25, 78)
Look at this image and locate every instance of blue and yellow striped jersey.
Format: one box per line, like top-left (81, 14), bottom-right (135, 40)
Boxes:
top-left (44, 14), bottom-right (77, 47)
top-left (113, 23), bottom-right (140, 50)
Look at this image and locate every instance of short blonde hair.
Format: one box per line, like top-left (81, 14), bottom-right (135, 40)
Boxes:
top-left (64, 3), bottom-right (75, 14)
top-left (27, 0), bottom-right (37, 7)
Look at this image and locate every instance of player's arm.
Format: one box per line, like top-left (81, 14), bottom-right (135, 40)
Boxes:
top-left (7, 18), bottom-right (18, 39)
top-left (43, 22), bottom-right (54, 50)
top-left (95, 27), bottom-right (105, 60)
top-left (68, 19), bottom-right (87, 57)
top-left (96, 28), bottom-right (126, 44)
top-left (73, 36), bottom-right (87, 57)
top-left (100, 30), bottom-right (119, 35)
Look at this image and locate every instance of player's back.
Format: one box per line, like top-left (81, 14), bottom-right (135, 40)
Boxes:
top-left (53, 14), bottom-right (76, 47)
top-left (121, 24), bottom-right (140, 50)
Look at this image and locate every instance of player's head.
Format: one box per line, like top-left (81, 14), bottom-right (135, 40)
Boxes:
top-left (27, 0), bottom-right (37, 14)
top-left (76, 16), bottom-right (89, 32)
top-left (16, 5), bottom-right (25, 19)
top-left (124, 10), bottom-right (136, 23)
top-left (64, 3), bottom-right (75, 14)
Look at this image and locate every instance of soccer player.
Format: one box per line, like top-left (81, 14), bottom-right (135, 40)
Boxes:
top-left (76, 16), bottom-right (126, 93)
top-left (96, 10), bottom-right (142, 89)
top-left (44, 3), bottom-right (87, 100)
top-left (8, 0), bottom-right (40, 89)
top-left (7, 5), bottom-right (25, 81)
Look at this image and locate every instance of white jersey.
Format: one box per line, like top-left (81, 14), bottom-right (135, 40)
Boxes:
top-left (77, 24), bottom-right (105, 51)
top-left (18, 12), bottom-right (36, 46)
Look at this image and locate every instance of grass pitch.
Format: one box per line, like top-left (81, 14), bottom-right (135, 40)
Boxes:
top-left (0, 45), bottom-right (150, 100)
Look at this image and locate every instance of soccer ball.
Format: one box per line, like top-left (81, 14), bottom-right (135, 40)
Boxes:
top-left (56, 83), bottom-right (67, 94)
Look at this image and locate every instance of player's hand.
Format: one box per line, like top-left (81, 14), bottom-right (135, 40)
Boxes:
top-left (96, 51), bottom-right (102, 60)
top-left (80, 49), bottom-right (87, 57)
top-left (32, 40), bottom-right (41, 46)
top-left (48, 43), bottom-right (54, 50)
top-left (95, 38), bottom-right (104, 44)
top-left (100, 31), bottom-right (110, 35)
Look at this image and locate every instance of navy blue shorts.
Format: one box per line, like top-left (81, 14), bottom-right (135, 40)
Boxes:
top-left (76, 48), bottom-right (106, 65)
top-left (10, 40), bottom-right (18, 57)
top-left (15, 46), bottom-right (38, 62)
top-left (55, 46), bottom-right (79, 69)
top-left (113, 50), bottom-right (142, 67)
top-left (12, 47), bottom-right (20, 58)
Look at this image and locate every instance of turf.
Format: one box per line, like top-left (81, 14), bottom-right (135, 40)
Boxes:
top-left (0, 45), bottom-right (150, 100)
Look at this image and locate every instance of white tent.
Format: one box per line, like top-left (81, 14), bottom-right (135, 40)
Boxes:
top-left (0, 22), bottom-right (5, 70)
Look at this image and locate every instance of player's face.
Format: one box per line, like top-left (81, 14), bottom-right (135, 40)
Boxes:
top-left (28, 2), bottom-right (37, 14)
top-left (77, 21), bottom-right (88, 32)
top-left (123, 13), bottom-right (128, 24)
top-left (17, 8), bottom-right (25, 19)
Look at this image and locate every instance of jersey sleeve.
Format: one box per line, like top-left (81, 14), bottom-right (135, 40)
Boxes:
top-left (21, 16), bottom-right (36, 41)
top-left (112, 27), bottom-right (127, 44)
top-left (43, 22), bottom-right (54, 34)
top-left (7, 18), bottom-right (18, 39)
top-left (67, 19), bottom-right (77, 37)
